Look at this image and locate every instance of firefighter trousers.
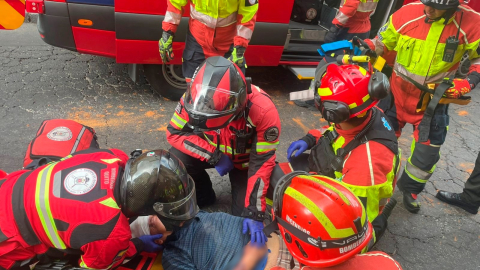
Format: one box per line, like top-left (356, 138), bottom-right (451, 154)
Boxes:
top-left (461, 151), bottom-right (480, 206)
top-left (182, 28), bottom-right (245, 79)
top-left (378, 92), bottom-right (449, 195)
top-left (335, 29), bottom-right (370, 42)
top-left (170, 147), bottom-right (279, 217)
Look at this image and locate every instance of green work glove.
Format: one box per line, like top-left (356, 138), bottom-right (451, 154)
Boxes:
top-left (229, 45), bottom-right (246, 69)
top-left (159, 30), bottom-right (174, 63)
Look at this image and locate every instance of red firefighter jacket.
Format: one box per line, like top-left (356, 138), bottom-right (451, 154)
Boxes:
top-left (167, 85), bottom-right (281, 219)
top-left (162, 0), bottom-right (258, 56)
top-left (332, 0), bottom-right (379, 33)
top-left (301, 109), bottom-right (398, 227)
top-left (0, 149), bottom-right (142, 270)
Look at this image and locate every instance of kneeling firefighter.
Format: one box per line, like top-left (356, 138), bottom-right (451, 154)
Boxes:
top-left (166, 56), bottom-right (281, 246)
top-left (286, 61), bottom-right (400, 245)
top-left (0, 149), bottom-right (198, 270)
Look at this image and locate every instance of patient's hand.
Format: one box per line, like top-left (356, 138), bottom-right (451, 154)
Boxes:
top-left (233, 243), bottom-right (268, 270)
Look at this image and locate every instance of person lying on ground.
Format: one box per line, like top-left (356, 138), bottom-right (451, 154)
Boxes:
top-left (143, 174), bottom-right (400, 270)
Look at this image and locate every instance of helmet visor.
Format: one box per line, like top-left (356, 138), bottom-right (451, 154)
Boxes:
top-left (153, 175), bottom-right (199, 221)
top-left (184, 84), bottom-right (240, 115)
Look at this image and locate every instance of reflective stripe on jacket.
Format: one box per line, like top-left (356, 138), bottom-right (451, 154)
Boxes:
top-left (167, 85), bottom-right (281, 215)
top-left (332, 0), bottom-right (379, 33)
top-left (162, 0), bottom-right (258, 47)
top-left (367, 2), bottom-right (480, 86)
top-left (0, 149), bottom-right (139, 270)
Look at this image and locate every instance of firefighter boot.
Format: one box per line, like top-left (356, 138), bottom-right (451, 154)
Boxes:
top-left (397, 174), bottom-right (421, 214)
top-left (436, 191), bottom-right (479, 214)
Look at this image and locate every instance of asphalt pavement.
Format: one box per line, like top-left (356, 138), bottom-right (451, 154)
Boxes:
top-left (1, 23), bottom-right (480, 270)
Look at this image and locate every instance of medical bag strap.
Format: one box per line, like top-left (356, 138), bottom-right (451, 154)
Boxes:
top-left (331, 109), bottom-right (378, 171)
top-left (402, 74), bottom-right (435, 94)
top-left (417, 81), bottom-right (452, 142)
top-left (401, 75), bottom-right (453, 142)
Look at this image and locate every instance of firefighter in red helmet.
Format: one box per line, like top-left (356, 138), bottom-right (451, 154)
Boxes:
top-left (262, 172), bottom-right (402, 269)
top-left (286, 63), bottom-right (399, 245)
top-left (166, 56), bottom-right (281, 246)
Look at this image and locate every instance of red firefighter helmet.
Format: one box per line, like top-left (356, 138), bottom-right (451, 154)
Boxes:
top-left (271, 172), bottom-right (373, 268)
top-left (313, 63), bottom-right (389, 123)
top-left (183, 56), bottom-right (247, 131)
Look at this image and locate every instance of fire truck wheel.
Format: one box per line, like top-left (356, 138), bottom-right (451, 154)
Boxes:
top-left (144, 64), bottom-right (187, 101)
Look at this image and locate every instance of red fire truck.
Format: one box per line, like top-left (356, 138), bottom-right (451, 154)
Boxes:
top-left (6, 0), bottom-right (401, 100)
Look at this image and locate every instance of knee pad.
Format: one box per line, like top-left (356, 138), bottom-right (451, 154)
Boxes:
top-left (411, 143), bottom-right (441, 171)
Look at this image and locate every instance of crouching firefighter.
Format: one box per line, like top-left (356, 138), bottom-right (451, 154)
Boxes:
top-left (0, 148), bottom-right (199, 270)
top-left (166, 56), bottom-right (281, 246)
top-left (286, 62), bottom-right (400, 246)
top-left (264, 172), bottom-right (402, 269)
top-left (364, 0), bottom-right (480, 213)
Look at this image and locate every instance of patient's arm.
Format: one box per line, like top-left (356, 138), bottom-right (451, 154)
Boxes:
top-left (233, 242), bottom-right (268, 270)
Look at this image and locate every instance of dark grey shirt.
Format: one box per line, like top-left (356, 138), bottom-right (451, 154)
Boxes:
top-left (162, 211), bottom-right (250, 270)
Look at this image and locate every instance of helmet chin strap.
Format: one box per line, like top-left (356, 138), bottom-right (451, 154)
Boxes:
top-left (424, 7), bottom-right (459, 24)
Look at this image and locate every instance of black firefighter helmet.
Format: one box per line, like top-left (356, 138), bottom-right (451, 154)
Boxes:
top-left (120, 149), bottom-right (199, 229)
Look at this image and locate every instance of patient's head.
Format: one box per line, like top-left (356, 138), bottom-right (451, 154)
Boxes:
top-left (149, 215), bottom-right (166, 235)
top-left (131, 215), bottom-right (188, 245)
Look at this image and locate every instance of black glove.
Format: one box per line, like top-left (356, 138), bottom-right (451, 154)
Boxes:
top-left (324, 25), bottom-right (341, 43)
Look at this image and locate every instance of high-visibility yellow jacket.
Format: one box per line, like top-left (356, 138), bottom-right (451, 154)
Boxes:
top-left (367, 2), bottom-right (480, 86)
top-left (162, 0), bottom-right (258, 48)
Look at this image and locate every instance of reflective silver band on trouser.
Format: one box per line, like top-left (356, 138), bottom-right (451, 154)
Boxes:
top-left (406, 142), bottom-right (441, 183)
top-left (405, 162), bottom-right (433, 183)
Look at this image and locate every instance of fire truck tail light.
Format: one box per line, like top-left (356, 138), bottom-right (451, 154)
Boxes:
top-left (78, 19), bottom-right (93, 26)
top-left (26, 0), bottom-right (45, 14)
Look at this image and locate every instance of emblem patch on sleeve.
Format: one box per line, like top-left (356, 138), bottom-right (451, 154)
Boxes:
top-left (246, 0), bottom-right (258, 6)
top-left (264, 126), bottom-right (279, 142)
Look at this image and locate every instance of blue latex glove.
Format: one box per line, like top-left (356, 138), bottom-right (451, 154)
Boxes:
top-left (287, 140), bottom-right (308, 162)
top-left (215, 153), bottom-right (234, 176)
top-left (242, 219), bottom-right (267, 246)
top-left (139, 234), bottom-right (164, 253)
